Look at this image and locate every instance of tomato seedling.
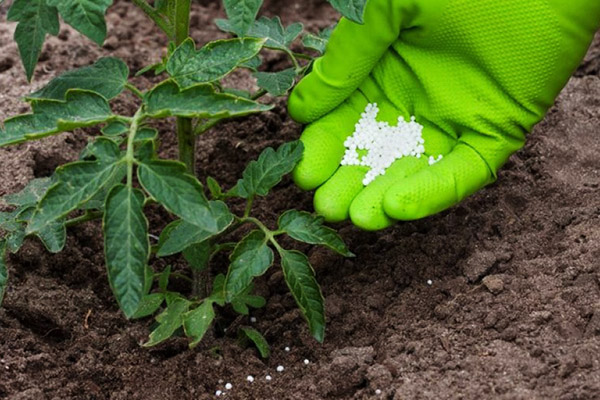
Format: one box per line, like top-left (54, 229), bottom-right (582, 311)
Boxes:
top-left (0, 0), bottom-right (367, 350)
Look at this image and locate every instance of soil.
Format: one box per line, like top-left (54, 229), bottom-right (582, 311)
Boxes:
top-left (1, 1), bottom-right (600, 399)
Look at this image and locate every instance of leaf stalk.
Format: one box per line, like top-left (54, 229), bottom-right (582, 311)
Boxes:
top-left (131, 0), bottom-right (173, 37)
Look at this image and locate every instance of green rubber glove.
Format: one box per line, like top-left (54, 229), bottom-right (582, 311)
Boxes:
top-left (288, 0), bottom-right (600, 230)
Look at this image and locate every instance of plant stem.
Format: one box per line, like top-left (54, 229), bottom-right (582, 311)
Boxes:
top-left (125, 82), bottom-right (144, 99)
top-left (65, 211), bottom-right (103, 228)
top-left (174, 0), bottom-right (195, 174)
top-left (174, 0), bottom-right (191, 45)
top-left (131, 0), bottom-right (173, 37)
top-left (127, 108), bottom-right (145, 186)
top-left (243, 196), bottom-right (254, 218)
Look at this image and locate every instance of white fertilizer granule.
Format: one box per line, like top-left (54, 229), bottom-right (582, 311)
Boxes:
top-left (341, 103), bottom-right (426, 185)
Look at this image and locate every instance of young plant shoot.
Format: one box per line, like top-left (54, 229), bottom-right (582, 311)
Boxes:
top-left (0, 0), bottom-right (367, 350)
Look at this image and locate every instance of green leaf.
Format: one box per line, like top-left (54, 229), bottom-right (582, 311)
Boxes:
top-left (135, 127), bottom-right (158, 142)
top-left (239, 327), bottom-right (270, 358)
top-left (240, 55), bottom-right (262, 71)
top-left (27, 57), bottom-right (129, 101)
top-left (137, 160), bottom-right (219, 231)
top-left (79, 163), bottom-right (127, 211)
top-left (144, 298), bottom-right (190, 347)
top-left (2, 178), bottom-right (52, 207)
top-left (167, 37), bottom-right (265, 87)
top-left (158, 265), bottom-right (171, 292)
top-left (183, 301), bottom-right (215, 348)
top-left (183, 241), bottom-right (212, 271)
top-left (225, 230), bottom-right (273, 300)
top-left (206, 176), bottom-right (223, 200)
top-left (5, 229), bottom-right (26, 254)
top-left (230, 140), bottom-right (303, 198)
top-left (302, 27), bottom-right (334, 54)
top-left (327, 0), bottom-right (367, 24)
top-left (231, 284), bottom-right (266, 315)
top-left (0, 240), bottom-right (7, 305)
top-left (81, 136), bottom-right (123, 162)
top-left (278, 210), bottom-right (353, 256)
top-left (104, 185), bottom-right (149, 319)
top-left (0, 90), bottom-right (113, 147)
top-left (132, 293), bottom-right (164, 319)
top-left (222, 0), bottom-right (263, 37)
top-left (134, 140), bottom-right (156, 163)
top-left (209, 274), bottom-right (226, 306)
top-left (144, 81), bottom-right (272, 119)
top-left (7, 0), bottom-right (60, 81)
top-left (101, 121), bottom-right (128, 137)
top-left (280, 249), bottom-right (325, 343)
top-left (36, 219), bottom-right (66, 253)
top-left (27, 159), bottom-right (124, 233)
top-left (46, 0), bottom-right (112, 45)
top-left (218, 16), bottom-right (302, 51)
top-left (254, 68), bottom-right (296, 96)
top-left (157, 201), bottom-right (233, 257)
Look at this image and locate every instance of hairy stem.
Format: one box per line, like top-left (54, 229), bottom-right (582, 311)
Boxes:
top-left (174, 0), bottom-right (195, 174)
top-left (131, 0), bottom-right (173, 37)
top-left (65, 211), bottom-right (103, 228)
top-left (126, 108), bottom-right (145, 186)
top-left (125, 82), bottom-right (144, 99)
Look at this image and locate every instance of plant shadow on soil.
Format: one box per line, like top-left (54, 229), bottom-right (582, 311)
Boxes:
top-left (1, 1), bottom-right (600, 399)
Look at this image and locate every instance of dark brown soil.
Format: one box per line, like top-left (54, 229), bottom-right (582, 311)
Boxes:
top-left (1, 1), bottom-right (600, 399)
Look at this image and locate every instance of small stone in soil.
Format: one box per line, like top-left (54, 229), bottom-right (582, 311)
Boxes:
top-left (265, 375), bottom-right (272, 381)
top-left (215, 390), bottom-right (222, 396)
top-left (284, 346), bottom-right (290, 352)
top-left (276, 365), bottom-right (284, 372)
top-left (375, 389), bottom-right (382, 395)
top-left (225, 383), bottom-right (232, 390)
top-left (247, 375), bottom-right (254, 383)
top-left (250, 317), bottom-right (257, 323)
top-left (303, 359), bottom-right (310, 365)
top-left (427, 279), bottom-right (433, 286)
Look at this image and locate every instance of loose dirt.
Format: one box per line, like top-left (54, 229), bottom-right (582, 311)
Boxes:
top-left (1, 1), bottom-right (599, 399)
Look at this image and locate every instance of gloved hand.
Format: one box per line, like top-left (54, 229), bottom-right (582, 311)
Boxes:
top-left (288, 0), bottom-right (600, 230)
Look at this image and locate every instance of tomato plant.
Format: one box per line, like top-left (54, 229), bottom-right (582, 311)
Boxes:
top-left (0, 0), bottom-right (366, 350)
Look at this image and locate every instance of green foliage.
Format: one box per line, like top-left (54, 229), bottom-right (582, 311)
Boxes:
top-left (184, 300), bottom-right (216, 348)
top-left (217, 16), bottom-right (302, 52)
top-left (28, 159), bottom-right (124, 233)
top-left (278, 210), bottom-right (353, 256)
top-left (27, 58), bottom-right (129, 101)
top-left (104, 185), bottom-right (149, 318)
top-left (254, 68), bottom-right (296, 96)
top-left (46, 0), bottom-right (112, 45)
top-left (280, 250), bottom-right (325, 342)
top-left (239, 327), bottom-right (270, 358)
top-left (167, 38), bottom-right (265, 87)
top-left (7, 0), bottom-right (59, 81)
top-left (0, 91), bottom-right (113, 147)
top-left (6, 0), bottom-right (114, 82)
top-left (225, 231), bottom-right (274, 300)
top-left (222, 0), bottom-right (263, 37)
top-left (230, 141), bottom-right (303, 198)
top-left (302, 27), bottom-right (334, 55)
top-left (230, 284), bottom-right (266, 315)
top-left (144, 297), bottom-right (190, 347)
top-left (144, 81), bottom-right (272, 119)
top-left (327, 0), bottom-right (368, 24)
top-left (132, 293), bottom-right (164, 319)
top-left (137, 160), bottom-right (217, 231)
top-left (0, 0), bottom-right (354, 348)
top-left (157, 202), bottom-right (232, 256)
